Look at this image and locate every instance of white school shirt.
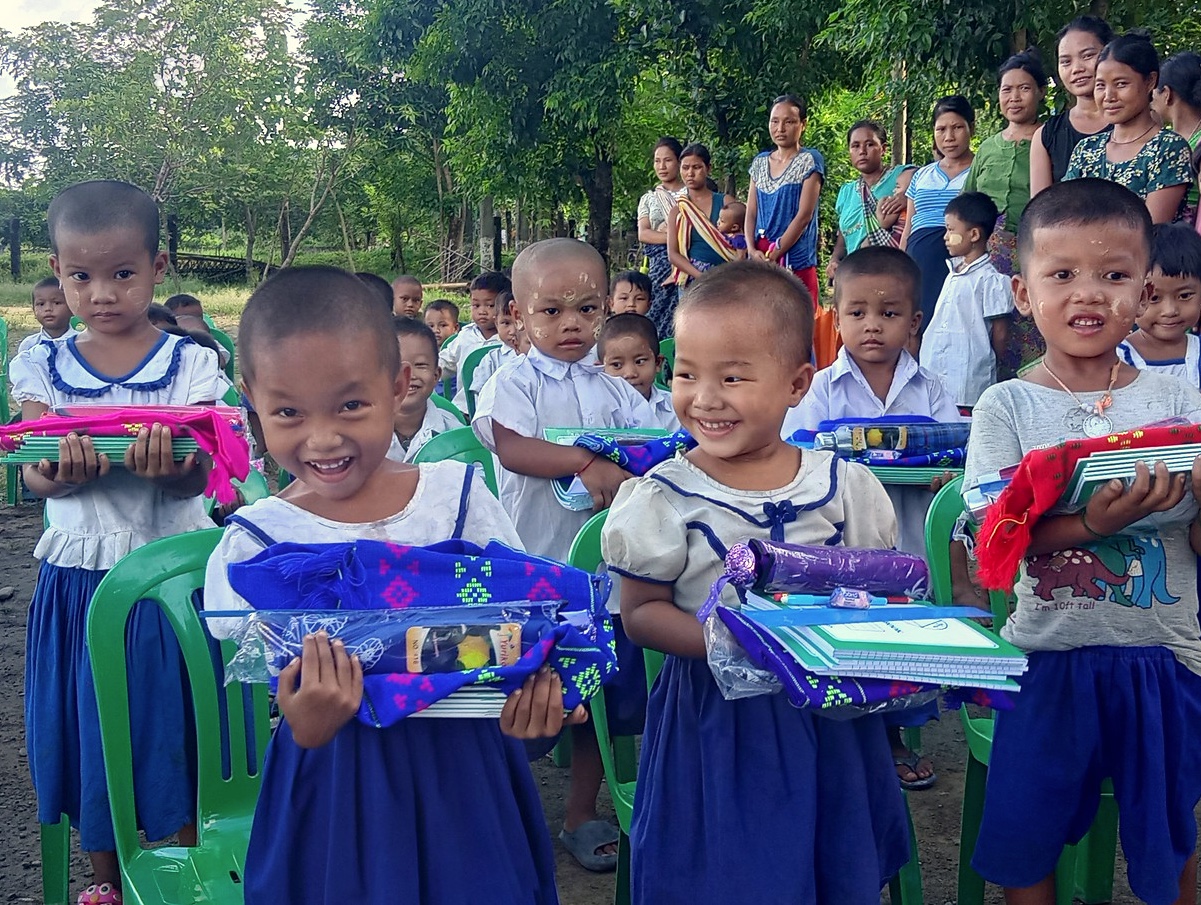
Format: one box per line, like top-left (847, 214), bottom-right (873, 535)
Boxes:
top-left (1118, 333), bottom-right (1201, 391)
top-left (386, 397), bottom-right (467, 463)
top-left (439, 323), bottom-right (490, 375)
top-left (16, 329), bottom-right (71, 358)
top-left (204, 460), bottom-right (522, 640)
top-left (920, 255), bottom-right (1014, 407)
top-left (648, 385), bottom-right (680, 431)
top-left (9, 332), bottom-right (226, 569)
top-left (469, 345), bottom-right (520, 398)
top-left (473, 345), bottom-right (655, 561)
top-left (452, 338), bottom-right (502, 411)
top-left (781, 346), bottom-right (963, 557)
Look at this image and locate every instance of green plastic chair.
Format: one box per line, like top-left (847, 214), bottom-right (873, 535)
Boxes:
top-left (924, 477), bottom-right (1118, 905)
top-left (411, 426), bottom-right (498, 496)
top-left (430, 392), bottom-right (468, 425)
top-left (439, 333), bottom-right (460, 398)
top-left (85, 529), bottom-right (271, 904)
top-left (461, 342), bottom-right (500, 419)
top-left (209, 327), bottom-right (236, 382)
top-left (654, 337), bottom-right (675, 390)
top-left (205, 467), bottom-right (271, 518)
top-left (1, 317), bottom-right (18, 507)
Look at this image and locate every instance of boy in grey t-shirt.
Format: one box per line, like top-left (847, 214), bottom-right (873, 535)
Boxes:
top-left (965, 179), bottom-right (1201, 905)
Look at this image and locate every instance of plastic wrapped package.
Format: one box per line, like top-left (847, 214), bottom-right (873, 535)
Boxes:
top-left (721, 539), bottom-right (930, 599)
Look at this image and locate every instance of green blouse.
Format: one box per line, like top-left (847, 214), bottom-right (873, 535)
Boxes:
top-left (1064, 129), bottom-right (1194, 219)
top-left (963, 132), bottom-right (1030, 232)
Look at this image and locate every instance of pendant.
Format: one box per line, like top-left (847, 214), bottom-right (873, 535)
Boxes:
top-left (1082, 412), bottom-right (1114, 438)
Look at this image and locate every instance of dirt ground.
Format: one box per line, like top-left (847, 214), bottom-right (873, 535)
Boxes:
top-left (0, 502), bottom-right (1190, 903)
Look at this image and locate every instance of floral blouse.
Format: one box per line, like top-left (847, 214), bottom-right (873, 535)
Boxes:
top-left (1064, 129), bottom-right (1195, 219)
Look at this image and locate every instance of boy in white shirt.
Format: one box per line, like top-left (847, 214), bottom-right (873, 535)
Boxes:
top-left (444, 271), bottom-right (509, 409)
top-left (17, 278), bottom-right (72, 357)
top-left (387, 318), bottom-right (463, 462)
top-left (474, 238), bottom-right (654, 873)
top-left (469, 290), bottom-right (528, 407)
top-left (920, 192), bottom-right (1013, 406)
top-left (599, 313), bottom-right (679, 430)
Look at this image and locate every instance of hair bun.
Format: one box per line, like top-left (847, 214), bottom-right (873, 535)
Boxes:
top-left (1122, 28), bottom-right (1153, 43)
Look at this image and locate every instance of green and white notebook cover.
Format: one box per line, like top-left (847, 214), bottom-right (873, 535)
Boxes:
top-left (544, 427), bottom-right (668, 510)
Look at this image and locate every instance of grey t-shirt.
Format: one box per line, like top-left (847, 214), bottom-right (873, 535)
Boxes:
top-left (965, 372), bottom-right (1201, 675)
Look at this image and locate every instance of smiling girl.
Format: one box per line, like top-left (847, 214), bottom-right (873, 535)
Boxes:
top-left (1064, 32), bottom-right (1194, 223)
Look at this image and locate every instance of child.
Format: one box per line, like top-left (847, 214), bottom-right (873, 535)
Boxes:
top-left (469, 290), bottom-right (527, 403)
top-left (392, 274), bottom-right (424, 318)
top-left (966, 178), bottom-right (1201, 905)
top-left (609, 270), bottom-right (653, 316)
top-left (164, 293), bottom-right (204, 320)
top-left (17, 277), bottom-right (72, 356)
top-left (423, 299), bottom-right (461, 347)
top-left (598, 314), bottom-right (678, 430)
top-left (600, 261), bottom-right (909, 903)
top-left (473, 238), bottom-right (654, 872)
top-left (355, 271), bottom-right (396, 313)
top-left (716, 199), bottom-right (749, 256)
top-left (13, 181), bottom-right (224, 904)
top-left (204, 265), bottom-right (578, 903)
top-left (387, 317), bottom-right (463, 462)
top-left (780, 246), bottom-right (966, 790)
top-left (1119, 222), bottom-right (1201, 389)
top-left (445, 271), bottom-right (510, 410)
top-left (920, 191), bottom-right (1013, 406)
top-left (147, 302), bottom-right (178, 329)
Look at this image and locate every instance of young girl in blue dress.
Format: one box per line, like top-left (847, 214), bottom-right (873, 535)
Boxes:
top-left (12, 181), bottom-right (226, 904)
top-left (203, 265), bottom-right (580, 904)
top-left (600, 261), bottom-right (909, 903)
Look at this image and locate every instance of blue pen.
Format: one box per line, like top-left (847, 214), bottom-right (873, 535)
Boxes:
top-left (772, 593), bottom-right (891, 607)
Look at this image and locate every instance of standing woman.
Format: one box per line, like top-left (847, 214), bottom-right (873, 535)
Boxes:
top-left (745, 94), bottom-right (825, 304)
top-left (902, 95), bottom-right (975, 336)
top-left (665, 144), bottom-right (727, 283)
top-left (825, 120), bottom-right (916, 281)
top-left (1065, 32), bottom-right (1194, 223)
top-left (1152, 53), bottom-right (1201, 225)
top-left (638, 137), bottom-right (686, 337)
top-left (1030, 16), bottom-right (1113, 196)
top-left (965, 51), bottom-right (1047, 377)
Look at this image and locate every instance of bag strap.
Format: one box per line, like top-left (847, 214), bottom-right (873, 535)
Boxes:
top-left (451, 463), bottom-right (474, 540)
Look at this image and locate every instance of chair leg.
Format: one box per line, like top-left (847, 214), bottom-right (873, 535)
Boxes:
top-left (888, 791), bottom-right (924, 905)
top-left (957, 755), bottom-right (987, 905)
top-left (551, 735), bottom-right (572, 768)
top-left (613, 830), bottom-right (632, 905)
top-left (1074, 793), bottom-right (1118, 904)
top-left (40, 816), bottom-right (70, 905)
top-left (1054, 845), bottom-right (1079, 905)
top-left (5, 465), bottom-right (18, 507)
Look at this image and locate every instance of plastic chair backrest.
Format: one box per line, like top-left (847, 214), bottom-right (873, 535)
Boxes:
top-left (461, 342), bottom-right (500, 418)
top-left (411, 426), bottom-right (498, 496)
top-left (221, 384), bottom-right (240, 406)
top-left (86, 529), bottom-right (270, 903)
top-left (430, 392), bottom-right (468, 425)
top-left (655, 337), bottom-right (675, 390)
top-left (209, 327), bottom-right (236, 382)
top-left (923, 476), bottom-right (1010, 626)
top-left (439, 332), bottom-right (460, 398)
top-left (0, 317), bottom-right (9, 425)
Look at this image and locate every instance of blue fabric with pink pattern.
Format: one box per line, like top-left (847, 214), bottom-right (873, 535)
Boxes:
top-left (572, 429), bottom-right (696, 474)
top-left (226, 539), bottom-right (617, 726)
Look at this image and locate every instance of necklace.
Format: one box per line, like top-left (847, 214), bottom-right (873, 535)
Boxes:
top-left (1041, 360), bottom-right (1120, 437)
top-left (1108, 122), bottom-right (1155, 146)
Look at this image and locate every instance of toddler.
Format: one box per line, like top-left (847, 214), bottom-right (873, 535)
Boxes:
top-left (598, 313), bottom-right (678, 430)
top-left (205, 265), bottom-right (575, 903)
top-left (1119, 222), bottom-right (1201, 389)
top-left (716, 199), bottom-right (749, 256)
top-left (423, 299), bottom-right (461, 347)
top-left (609, 270), bottom-right (653, 316)
top-left (387, 317), bottom-right (463, 462)
top-left (921, 191), bottom-right (1013, 406)
top-left (164, 293), bottom-right (204, 320)
top-left (967, 178), bottom-right (1201, 905)
top-left (17, 277), bottom-right (72, 356)
top-left (469, 290), bottom-right (527, 406)
top-left (391, 274), bottom-right (424, 319)
top-left (601, 261), bottom-right (908, 902)
top-left (445, 271), bottom-right (510, 410)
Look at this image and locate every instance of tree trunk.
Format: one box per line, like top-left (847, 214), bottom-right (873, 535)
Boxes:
top-left (244, 203), bottom-right (257, 283)
top-left (334, 192), bottom-right (356, 272)
top-left (581, 155), bottom-right (614, 266)
top-left (279, 197), bottom-right (291, 264)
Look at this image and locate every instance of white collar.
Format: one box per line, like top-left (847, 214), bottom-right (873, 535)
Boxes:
top-left (946, 254), bottom-right (994, 276)
top-left (526, 345), bottom-right (604, 380)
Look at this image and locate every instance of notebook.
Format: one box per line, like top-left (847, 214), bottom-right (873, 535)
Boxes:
top-left (544, 427), bottom-right (668, 510)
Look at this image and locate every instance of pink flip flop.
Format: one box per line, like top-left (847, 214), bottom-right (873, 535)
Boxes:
top-left (77, 883), bottom-right (123, 905)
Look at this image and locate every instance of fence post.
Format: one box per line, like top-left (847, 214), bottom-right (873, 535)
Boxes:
top-left (478, 196), bottom-right (494, 271)
top-left (9, 218), bottom-right (19, 281)
top-left (167, 214), bottom-right (179, 269)
top-left (492, 216), bottom-right (502, 271)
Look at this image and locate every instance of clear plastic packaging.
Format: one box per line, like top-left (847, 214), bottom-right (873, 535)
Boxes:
top-left (722, 539), bottom-right (930, 599)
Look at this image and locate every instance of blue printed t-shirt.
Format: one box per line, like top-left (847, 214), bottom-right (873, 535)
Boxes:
top-left (748, 148), bottom-right (825, 270)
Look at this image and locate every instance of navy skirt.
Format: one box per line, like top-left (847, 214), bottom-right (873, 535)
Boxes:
top-left (25, 562), bottom-right (195, 851)
top-left (907, 226), bottom-right (950, 337)
top-left (245, 718), bottom-right (558, 904)
top-left (630, 656), bottom-right (909, 904)
top-left (645, 244), bottom-right (679, 339)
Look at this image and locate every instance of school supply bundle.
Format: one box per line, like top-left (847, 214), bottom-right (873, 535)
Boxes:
top-left (211, 538), bottom-right (617, 725)
top-left (973, 421), bottom-right (1201, 589)
top-left (787, 416), bottom-right (967, 484)
top-left (0, 405), bottom-right (249, 504)
top-left (544, 427), bottom-right (682, 510)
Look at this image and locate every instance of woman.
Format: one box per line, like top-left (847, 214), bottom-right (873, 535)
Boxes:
top-left (902, 95), bottom-right (975, 335)
top-left (1065, 32), bottom-right (1194, 223)
top-left (1152, 52), bottom-right (1201, 225)
top-left (665, 143), bottom-right (729, 284)
top-left (825, 120), bottom-right (915, 282)
top-left (637, 137), bottom-right (686, 337)
top-left (1030, 16), bottom-right (1113, 195)
top-left (965, 50), bottom-right (1048, 377)
top-left (745, 94), bottom-right (825, 305)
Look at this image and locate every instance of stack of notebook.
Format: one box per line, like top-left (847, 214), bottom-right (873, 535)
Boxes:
top-left (740, 594), bottom-right (1027, 690)
top-left (867, 465), bottom-right (960, 486)
top-left (0, 435), bottom-right (200, 463)
top-left (1058, 442), bottom-right (1201, 509)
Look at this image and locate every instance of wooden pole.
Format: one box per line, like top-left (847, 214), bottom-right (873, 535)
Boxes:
top-left (9, 218), bottom-right (20, 281)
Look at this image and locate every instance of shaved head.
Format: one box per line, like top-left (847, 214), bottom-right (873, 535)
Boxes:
top-left (512, 239), bottom-right (606, 304)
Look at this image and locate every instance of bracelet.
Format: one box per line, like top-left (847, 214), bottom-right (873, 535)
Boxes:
top-left (577, 456), bottom-right (597, 477)
top-left (1080, 511), bottom-right (1107, 540)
